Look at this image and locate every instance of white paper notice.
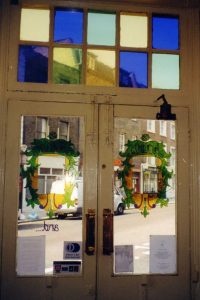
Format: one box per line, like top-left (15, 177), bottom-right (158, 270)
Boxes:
top-left (150, 235), bottom-right (176, 274)
top-left (115, 245), bottom-right (133, 273)
top-left (16, 236), bottom-right (45, 276)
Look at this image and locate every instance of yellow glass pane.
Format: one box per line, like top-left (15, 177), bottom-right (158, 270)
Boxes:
top-left (53, 48), bottom-right (82, 84)
top-left (20, 8), bottom-right (50, 42)
top-left (53, 48), bottom-right (81, 68)
top-left (86, 50), bottom-right (115, 86)
top-left (120, 14), bottom-right (148, 48)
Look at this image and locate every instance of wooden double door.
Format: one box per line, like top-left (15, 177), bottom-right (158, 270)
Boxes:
top-left (1, 100), bottom-right (190, 300)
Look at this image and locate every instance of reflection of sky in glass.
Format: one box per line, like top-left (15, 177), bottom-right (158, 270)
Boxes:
top-left (18, 45), bottom-right (48, 83)
top-left (152, 15), bottom-right (179, 50)
top-left (54, 8), bottom-right (83, 44)
top-left (152, 54), bottom-right (179, 89)
top-left (120, 52), bottom-right (148, 88)
top-left (87, 11), bottom-right (116, 46)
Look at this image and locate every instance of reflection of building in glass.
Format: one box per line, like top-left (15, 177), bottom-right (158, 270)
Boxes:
top-left (22, 116), bottom-right (81, 149)
top-left (87, 52), bottom-right (115, 86)
top-left (114, 119), bottom-right (176, 202)
top-left (18, 45), bottom-right (82, 84)
top-left (20, 116), bottom-right (84, 219)
top-left (119, 68), bottom-right (146, 88)
top-left (53, 47), bottom-right (82, 84)
top-left (18, 46), bottom-right (49, 83)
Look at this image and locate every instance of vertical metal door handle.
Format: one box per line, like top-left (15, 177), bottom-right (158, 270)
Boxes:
top-left (103, 208), bottom-right (113, 255)
top-left (85, 209), bottom-right (95, 255)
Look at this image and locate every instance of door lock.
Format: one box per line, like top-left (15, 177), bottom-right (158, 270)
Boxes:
top-left (85, 209), bottom-right (95, 255)
top-left (103, 209), bottom-right (113, 255)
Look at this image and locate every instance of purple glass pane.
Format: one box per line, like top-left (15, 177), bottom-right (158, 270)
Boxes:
top-left (54, 8), bottom-right (83, 44)
top-left (120, 51), bottom-right (148, 88)
top-left (18, 45), bottom-right (48, 83)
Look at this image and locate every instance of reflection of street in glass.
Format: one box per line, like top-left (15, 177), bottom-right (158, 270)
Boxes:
top-left (50, 175), bottom-right (78, 208)
top-left (115, 245), bottom-right (133, 273)
top-left (50, 176), bottom-right (65, 194)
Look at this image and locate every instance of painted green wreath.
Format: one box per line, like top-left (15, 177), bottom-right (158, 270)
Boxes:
top-left (117, 134), bottom-right (173, 217)
top-left (20, 132), bottom-right (80, 218)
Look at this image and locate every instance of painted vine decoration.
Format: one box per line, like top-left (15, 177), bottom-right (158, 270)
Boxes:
top-left (117, 134), bottom-right (173, 217)
top-left (20, 132), bottom-right (80, 218)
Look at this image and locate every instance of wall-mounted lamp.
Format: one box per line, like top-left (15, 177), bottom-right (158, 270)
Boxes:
top-left (155, 94), bottom-right (176, 120)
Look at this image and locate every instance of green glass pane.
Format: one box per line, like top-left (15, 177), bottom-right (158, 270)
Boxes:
top-left (53, 48), bottom-right (82, 84)
top-left (86, 49), bottom-right (115, 86)
top-left (87, 12), bottom-right (116, 46)
top-left (152, 54), bottom-right (179, 89)
top-left (20, 8), bottom-right (50, 42)
top-left (120, 14), bottom-right (148, 48)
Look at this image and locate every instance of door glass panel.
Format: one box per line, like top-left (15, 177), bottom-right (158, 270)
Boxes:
top-left (17, 116), bottom-right (84, 276)
top-left (114, 118), bottom-right (176, 274)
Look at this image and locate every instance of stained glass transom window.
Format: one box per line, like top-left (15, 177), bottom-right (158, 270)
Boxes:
top-left (18, 8), bottom-right (180, 89)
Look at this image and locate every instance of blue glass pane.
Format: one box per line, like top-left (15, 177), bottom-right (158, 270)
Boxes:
top-left (87, 11), bottom-right (116, 46)
top-left (18, 45), bottom-right (48, 83)
top-left (119, 52), bottom-right (148, 88)
top-left (54, 8), bottom-right (83, 44)
top-left (152, 15), bottom-right (179, 50)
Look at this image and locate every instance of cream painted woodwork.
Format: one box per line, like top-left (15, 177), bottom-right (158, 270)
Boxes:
top-left (0, 0), bottom-right (200, 299)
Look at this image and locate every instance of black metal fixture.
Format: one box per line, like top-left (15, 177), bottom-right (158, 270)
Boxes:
top-left (155, 94), bottom-right (176, 120)
top-left (10, 0), bottom-right (18, 5)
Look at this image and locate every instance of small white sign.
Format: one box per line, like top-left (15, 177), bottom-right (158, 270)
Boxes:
top-left (63, 241), bottom-right (82, 260)
top-left (115, 245), bottom-right (134, 273)
top-left (150, 235), bottom-right (176, 274)
top-left (16, 236), bottom-right (45, 276)
top-left (53, 261), bottom-right (81, 275)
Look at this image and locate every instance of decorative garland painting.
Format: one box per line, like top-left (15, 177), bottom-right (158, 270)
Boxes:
top-left (118, 134), bottom-right (173, 217)
top-left (20, 132), bottom-right (80, 218)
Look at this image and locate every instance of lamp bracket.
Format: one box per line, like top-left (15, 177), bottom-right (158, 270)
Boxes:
top-left (10, 0), bottom-right (19, 5)
top-left (155, 94), bottom-right (176, 120)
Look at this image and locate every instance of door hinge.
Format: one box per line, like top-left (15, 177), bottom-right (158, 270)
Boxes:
top-left (192, 270), bottom-right (199, 283)
top-left (188, 129), bottom-right (191, 141)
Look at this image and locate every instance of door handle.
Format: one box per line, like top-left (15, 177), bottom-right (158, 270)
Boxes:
top-left (85, 208), bottom-right (95, 255)
top-left (103, 209), bottom-right (113, 255)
